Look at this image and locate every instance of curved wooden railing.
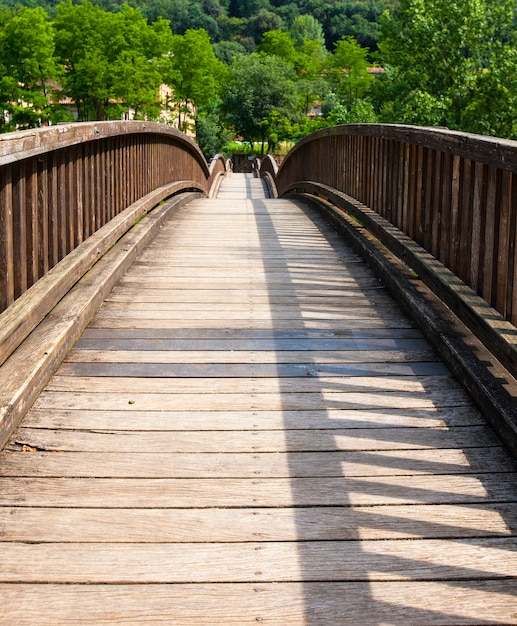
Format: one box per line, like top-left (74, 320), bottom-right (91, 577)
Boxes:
top-left (260, 124), bottom-right (517, 372)
top-left (0, 121), bottom-right (228, 366)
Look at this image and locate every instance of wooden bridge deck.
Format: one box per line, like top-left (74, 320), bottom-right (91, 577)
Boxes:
top-left (0, 173), bottom-right (516, 623)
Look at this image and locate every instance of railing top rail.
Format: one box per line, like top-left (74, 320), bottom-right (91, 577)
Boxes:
top-left (0, 120), bottom-right (210, 175)
top-left (281, 123), bottom-right (517, 172)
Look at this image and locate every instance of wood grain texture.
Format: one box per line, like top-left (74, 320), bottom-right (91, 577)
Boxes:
top-left (0, 582), bottom-right (516, 625)
top-left (0, 538), bottom-right (516, 583)
top-left (0, 474), bottom-right (514, 507)
top-left (22, 406), bottom-right (486, 430)
top-left (1, 175), bottom-right (516, 623)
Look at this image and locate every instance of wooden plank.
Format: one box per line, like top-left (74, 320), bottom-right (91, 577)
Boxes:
top-left (31, 390), bottom-right (473, 411)
top-left (22, 406), bottom-right (487, 431)
top-left (88, 317), bottom-right (417, 331)
top-left (7, 424), bottom-right (502, 454)
top-left (0, 537), bottom-right (516, 583)
top-left (1, 448), bottom-right (513, 478)
top-left (60, 335), bottom-right (438, 352)
top-left (105, 292), bottom-right (395, 304)
top-left (1, 503), bottom-right (515, 542)
top-left (44, 374), bottom-right (464, 394)
top-left (91, 308), bottom-right (411, 322)
top-left (64, 348), bottom-right (440, 365)
top-left (98, 301), bottom-right (402, 314)
top-left (55, 361), bottom-right (450, 378)
top-left (0, 474), bottom-right (514, 507)
top-left (0, 581), bottom-right (516, 625)
top-left (115, 276), bottom-right (383, 289)
top-left (77, 326), bottom-right (426, 340)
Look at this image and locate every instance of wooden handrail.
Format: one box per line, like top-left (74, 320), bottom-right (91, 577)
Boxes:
top-left (261, 124), bottom-right (517, 330)
top-left (0, 121), bottom-right (227, 315)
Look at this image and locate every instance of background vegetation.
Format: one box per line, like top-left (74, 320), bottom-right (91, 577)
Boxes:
top-left (0, 0), bottom-right (516, 156)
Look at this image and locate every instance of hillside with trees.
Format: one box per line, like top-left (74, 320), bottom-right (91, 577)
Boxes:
top-left (0, 0), bottom-right (516, 153)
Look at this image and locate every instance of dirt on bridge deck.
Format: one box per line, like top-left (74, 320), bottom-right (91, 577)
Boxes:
top-left (0, 173), bottom-right (516, 624)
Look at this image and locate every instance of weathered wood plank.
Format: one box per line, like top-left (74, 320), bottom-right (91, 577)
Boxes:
top-left (73, 336), bottom-right (432, 351)
top-left (105, 289), bottom-right (395, 303)
top-left (1, 448), bottom-right (513, 478)
top-left (1, 503), bottom-right (515, 542)
top-left (0, 581), bottom-right (516, 625)
top-left (0, 474), bottom-right (514, 507)
top-left (7, 424), bottom-right (502, 454)
top-left (89, 317), bottom-right (417, 330)
top-left (0, 538), bottom-right (516, 583)
top-left (98, 301), bottom-right (403, 314)
top-left (22, 406), bottom-right (486, 431)
top-left (78, 326), bottom-right (425, 340)
top-left (64, 348), bottom-right (441, 365)
top-left (55, 361), bottom-right (450, 378)
top-left (45, 374), bottom-right (461, 394)
top-left (32, 390), bottom-right (472, 411)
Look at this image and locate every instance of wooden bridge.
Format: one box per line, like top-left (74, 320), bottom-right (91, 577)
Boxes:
top-left (0, 122), bottom-right (516, 623)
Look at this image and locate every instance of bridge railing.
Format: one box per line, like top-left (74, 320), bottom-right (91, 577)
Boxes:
top-left (261, 124), bottom-right (517, 327)
top-left (0, 121), bottom-right (226, 315)
top-left (0, 121), bottom-right (227, 367)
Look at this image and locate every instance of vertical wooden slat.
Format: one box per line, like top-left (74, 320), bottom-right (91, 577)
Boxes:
top-left (37, 155), bottom-right (49, 278)
top-left (401, 142), bottom-right (410, 235)
top-left (66, 148), bottom-right (76, 251)
top-left (423, 148), bottom-right (435, 252)
top-left (384, 139), bottom-right (393, 223)
top-left (458, 158), bottom-right (473, 285)
top-left (57, 152), bottom-right (67, 261)
top-left (508, 173), bottom-right (517, 325)
top-left (75, 145), bottom-right (84, 245)
top-left (431, 150), bottom-right (443, 259)
top-left (470, 162), bottom-right (486, 294)
top-left (413, 145), bottom-right (424, 244)
top-left (481, 166), bottom-right (499, 305)
top-left (439, 152), bottom-right (452, 268)
top-left (26, 159), bottom-right (39, 287)
top-left (94, 144), bottom-right (102, 231)
top-left (448, 155), bottom-right (461, 276)
top-left (496, 170), bottom-right (512, 315)
top-left (101, 140), bottom-right (107, 224)
top-left (48, 152), bottom-right (59, 268)
top-left (12, 164), bottom-right (28, 298)
top-left (82, 143), bottom-right (89, 238)
top-left (0, 165), bottom-right (14, 312)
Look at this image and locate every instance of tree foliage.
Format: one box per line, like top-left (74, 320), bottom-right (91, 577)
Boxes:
top-left (378, 0), bottom-right (517, 136)
top-left (166, 28), bottom-right (226, 130)
top-left (0, 6), bottom-right (61, 129)
top-left (0, 0), bottom-right (516, 148)
top-left (222, 53), bottom-right (298, 152)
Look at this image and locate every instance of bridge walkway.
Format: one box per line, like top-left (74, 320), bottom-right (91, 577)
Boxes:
top-left (0, 173), bottom-right (516, 623)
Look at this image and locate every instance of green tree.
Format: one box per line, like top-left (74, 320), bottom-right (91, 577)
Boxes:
top-left (0, 6), bottom-right (60, 129)
top-left (330, 35), bottom-right (372, 106)
top-left (222, 53), bottom-right (298, 153)
top-left (166, 28), bottom-right (226, 131)
top-left (54, 1), bottom-right (171, 121)
top-left (53, 1), bottom-right (113, 120)
top-left (257, 29), bottom-right (298, 65)
top-left (290, 13), bottom-right (325, 48)
top-left (246, 9), bottom-right (283, 44)
top-left (379, 0), bottom-right (517, 133)
top-left (195, 99), bottom-right (231, 158)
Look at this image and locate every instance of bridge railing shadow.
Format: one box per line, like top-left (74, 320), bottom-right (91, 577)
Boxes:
top-left (251, 195), bottom-right (517, 623)
top-left (259, 124), bottom-right (517, 463)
